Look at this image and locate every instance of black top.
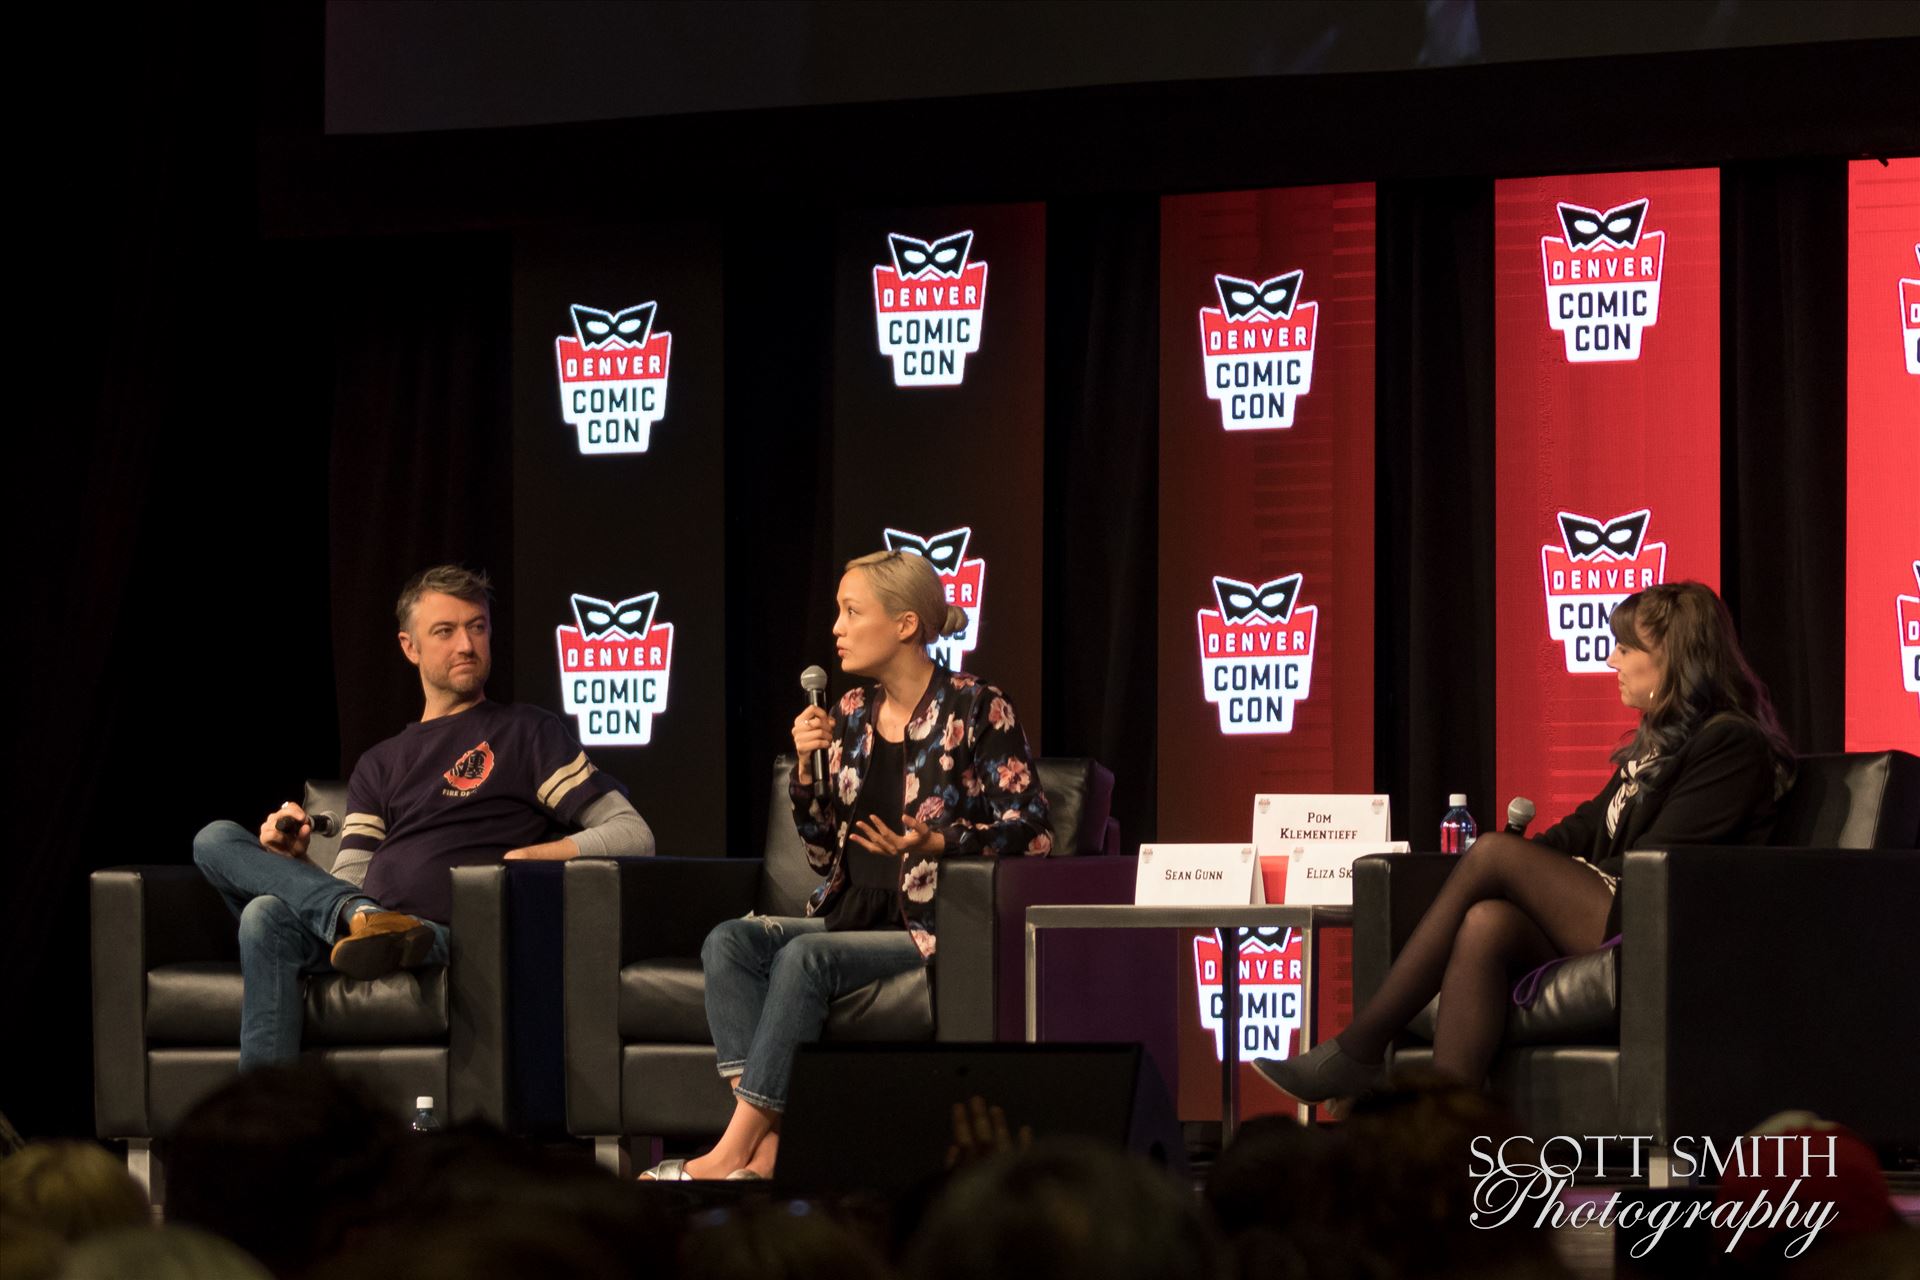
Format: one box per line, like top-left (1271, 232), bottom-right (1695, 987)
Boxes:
top-left (821, 733), bottom-right (908, 932)
top-left (1533, 712), bottom-right (1789, 936)
top-left (853, 734), bottom-right (906, 838)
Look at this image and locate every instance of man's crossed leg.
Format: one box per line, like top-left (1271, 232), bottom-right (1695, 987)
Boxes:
top-left (192, 821), bottom-right (447, 1070)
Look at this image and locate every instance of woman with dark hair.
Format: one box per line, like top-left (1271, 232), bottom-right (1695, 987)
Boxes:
top-left (1257, 581), bottom-right (1795, 1101)
top-left (642, 550), bottom-right (1051, 1180)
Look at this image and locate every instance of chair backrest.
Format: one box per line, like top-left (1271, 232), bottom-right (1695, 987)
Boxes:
top-left (1770, 751), bottom-right (1920, 849)
top-left (757, 754), bottom-right (1118, 916)
top-left (1033, 758), bottom-right (1115, 856)
top-left (760, 757), bottom-right (826, 916)
top-left (302, 779), bottom-right (353, 877)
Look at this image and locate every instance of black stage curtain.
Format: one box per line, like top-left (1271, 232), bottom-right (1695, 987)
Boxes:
top-left (722, 211), bottom-right (840, 857)
top-left (1721, 161), bottom-right (1849, 755)
top-left (1042, 198), bottom-right (1163, 849)
top-left (1375, 179), bottom-right (1500, 838)
top-left (317, 235), bottom-right (516, 769)
top-left (4, 17), bottom-right (335, 1140)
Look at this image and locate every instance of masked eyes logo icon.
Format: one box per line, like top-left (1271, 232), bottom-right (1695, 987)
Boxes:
top-left (555, 590), bottom-right (674, 746)
top-left (554, 302), bottom-right (673, 454)
top-left (1540, 509), bottom-right (1668, 673)
top-left (1540, 195), bottom-right (1664, 363)
top-left (1211, 574), bottom-right (1302, 624)
top-left (1556, 510), bottom-right (1651, 561)
top-left (874, 231), bottom-right (989, 387)
top-left (1556, 200), bottom-right (1649, 250)
top-left (570, 303), bottom-right (657, 349)
top-left (883, 526), bottom-right (986, 666)
top-left (888, 232), bottom-right (974, 279)
top-left (1198, 268), bottom-right (1318, 430)
top-left (884, 527), bottom-right (970, 575)
top-left (1214, 272), bottom-right (1304, 321)
top-left (570, 593), bottom-right (658, 640)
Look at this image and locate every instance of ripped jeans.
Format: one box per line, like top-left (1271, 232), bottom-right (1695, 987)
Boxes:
top-left (701, 915), bottom-right (925, 1112)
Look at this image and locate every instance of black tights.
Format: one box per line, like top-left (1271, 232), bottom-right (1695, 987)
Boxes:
top-left (1337, 832), bottom-right (1614, 1084)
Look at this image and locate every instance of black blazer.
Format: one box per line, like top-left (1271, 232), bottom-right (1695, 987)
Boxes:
top-left (1533, 713), bottom-right (1787, 936)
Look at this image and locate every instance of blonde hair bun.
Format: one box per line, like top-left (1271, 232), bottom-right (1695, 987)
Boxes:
top-left (845, 549), bottom-right (953, 647)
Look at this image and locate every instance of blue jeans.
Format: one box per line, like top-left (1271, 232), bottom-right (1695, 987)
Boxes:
top-left (701, 916), bottom-right (926, 1112)
top-left (191, 821), bottom-right (450, 1070)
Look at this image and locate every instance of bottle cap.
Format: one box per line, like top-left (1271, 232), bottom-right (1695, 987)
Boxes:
top-left (415, 1096), bottom-right (434, 1110)
top-left (1448, 794), bottom-right (1467, 807)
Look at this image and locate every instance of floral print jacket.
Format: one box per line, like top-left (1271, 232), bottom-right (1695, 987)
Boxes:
top-left (790, 665), bottom-right (1052, 957)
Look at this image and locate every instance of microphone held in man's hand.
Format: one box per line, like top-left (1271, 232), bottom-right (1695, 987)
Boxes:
top-left (800, 665), bottom-right (830, 787)
top-left (1504, 797), bottom-right (1536, 837)
top-left (275, 812), bottom-right (340, 839)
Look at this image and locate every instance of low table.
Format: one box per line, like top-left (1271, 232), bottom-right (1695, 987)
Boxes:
top-left (1024, 903), bottom-right (1353, 1142)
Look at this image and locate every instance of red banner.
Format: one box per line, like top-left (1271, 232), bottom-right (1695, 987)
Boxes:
top-left (1845, 158), bottom-right (1920, 751)
top-left (1159, 184), bottom-right (1374, 1122)
top-left (1494, 170), bottom-right (1720, 828)
top-left (1158, 183), bottom-right (1376, 831)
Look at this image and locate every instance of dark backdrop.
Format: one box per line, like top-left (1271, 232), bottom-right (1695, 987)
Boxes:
top-left (5, 5), bottom-right (1911, 1142)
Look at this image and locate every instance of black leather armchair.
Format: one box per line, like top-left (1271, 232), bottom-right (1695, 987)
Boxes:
top-left (1352, 751), bottom-right (1920, 1182)
top-left (91, 782), bottom-right (512, 1197)
top-left (563, 756), bottom-right (1132, 1171)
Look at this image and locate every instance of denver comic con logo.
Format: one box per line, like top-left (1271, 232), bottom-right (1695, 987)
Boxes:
top-left (1199, 270), bottom-right (1318, 429)
top-left (554, 303), bottom-right (672, 454)
top-left (883, 526), bottom-right (985, 668)
top-left (1902, 245), bottom-right (1919, 375)
top-left (873, 232), bottom-right (987, 387)
top-left (555, 592), bottom-right (673, 746)
top-left (1900, 561), bottom-right (1920, 709)
top-left (1540, 509), bottom-right (1668, 672)
top-left (1197, 573), bottom-right (1317, 734)
top-left (1193, 927), bottom-right (1304, 1062)
top-left (1541, 198), bottom-right (1664, 362)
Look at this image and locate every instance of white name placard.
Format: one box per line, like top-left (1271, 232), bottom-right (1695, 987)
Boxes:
top-left (1251, 793), bottom-right (1391, 853)
top-left (1283, 841), bottom-right (1411, 905)
top-left (1135, 844), bottom-right (1263, 906)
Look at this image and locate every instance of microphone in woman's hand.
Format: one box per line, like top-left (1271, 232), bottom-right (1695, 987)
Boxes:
top-left (800, 665), bottom-right (830, 786)
top-left (1504, 797), bottom-right (1536, 836)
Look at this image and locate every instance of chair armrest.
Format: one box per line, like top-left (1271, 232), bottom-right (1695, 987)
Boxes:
top-left (448, 864), bottom-right (512, 1127)
top-left (563, 857), bottom-right (764, 1134)
top-left (1618, 845), bottom-right (1920, 1149)
top-left (933, 861), bottom-right (997, 1041)
top-left (1351, 853), bottom-right (1457, 1011)
top-left (90, 866), bottom-right (238, 1138)
top-left (934, 856), bottom-right (1142, 1043)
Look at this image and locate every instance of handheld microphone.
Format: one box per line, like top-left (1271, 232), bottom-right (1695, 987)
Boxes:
top-left (800, 665), bottom-right (830, 788)
top-left (1504, 797), bottom-right (1536, 837)
top-left (275, 812), bottom-right (340, 839)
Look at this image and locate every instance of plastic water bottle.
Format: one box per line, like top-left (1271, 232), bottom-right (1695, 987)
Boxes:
top-left (1440, 795), bottom-right (1477, 854)
top-left (410, 1096), bottom-right (439, 1134)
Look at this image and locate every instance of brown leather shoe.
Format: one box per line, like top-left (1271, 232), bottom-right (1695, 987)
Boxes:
top-left (330, 910), bottom-right (436, 980)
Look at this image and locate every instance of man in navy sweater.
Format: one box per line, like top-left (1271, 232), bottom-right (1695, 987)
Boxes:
top-left (192, 564), bottom-right (655, 1069)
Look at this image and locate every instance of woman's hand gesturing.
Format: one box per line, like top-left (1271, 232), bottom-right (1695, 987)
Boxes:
top-left (849, 814), bottom-right (945, 858)
top-left (792, 706), bottom-right (832, 785)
